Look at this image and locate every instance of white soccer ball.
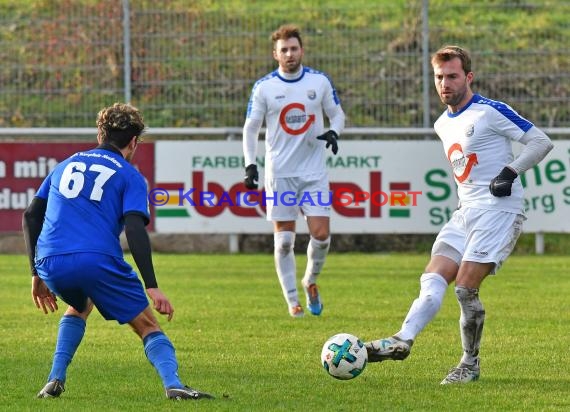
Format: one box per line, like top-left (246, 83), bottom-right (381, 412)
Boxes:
top-left (321, 333), bottom-right (368, 380)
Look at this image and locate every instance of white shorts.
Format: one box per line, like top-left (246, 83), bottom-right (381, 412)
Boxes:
top-left (432, 207), bottom-right (525, 273)
top-left (264, 173), bottom-right (331, 221)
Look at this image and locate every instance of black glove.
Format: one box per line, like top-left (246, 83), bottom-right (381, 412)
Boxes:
top-left (244, 164), bottom-right (259, 189)
top-left (316, 130), bottom-right (339, 155)
top-left (489, 166), bottom-right (518, 197)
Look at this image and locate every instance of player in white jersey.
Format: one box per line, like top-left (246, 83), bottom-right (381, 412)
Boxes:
top-left (364, 45), bottom-right (553, 384)
top-left (242, 24), bottom-right (345, 318)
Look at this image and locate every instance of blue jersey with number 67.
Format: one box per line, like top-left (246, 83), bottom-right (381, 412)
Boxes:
top-left (35, 147), bottom-right (150, 260)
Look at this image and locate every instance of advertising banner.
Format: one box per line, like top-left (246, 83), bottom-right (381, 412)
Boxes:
top-left (152, 140), bottom-right (569, 234)
top-left (0, 142), bottom-right (155, 232)
top-left (3, 140), bottom-right (564, 235)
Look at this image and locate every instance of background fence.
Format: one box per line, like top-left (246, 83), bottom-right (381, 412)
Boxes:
top-left (0, 0), bottom-right (568, 131)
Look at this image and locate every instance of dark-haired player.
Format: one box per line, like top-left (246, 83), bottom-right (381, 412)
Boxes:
top-left (242, 24), bottom-right (345, 318)
top-left (365, 45), bottom-right (553, 384)
top-left (23, 103), bottom-right (213, 400)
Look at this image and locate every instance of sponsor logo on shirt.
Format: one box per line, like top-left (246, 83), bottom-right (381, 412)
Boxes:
top-left (279, 102), bottom-right (315, 135)
top-left (447, 143), bottom-right (478, 183)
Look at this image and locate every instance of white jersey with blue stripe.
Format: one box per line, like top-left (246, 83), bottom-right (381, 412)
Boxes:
top-left (246, 66), bottom-right (342, 178)
top-left (434, 94), bottom-right (533, 213)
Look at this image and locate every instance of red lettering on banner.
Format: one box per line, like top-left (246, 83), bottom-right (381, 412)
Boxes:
top-left (228, 184), bottom-right (261, 217)
top-left (192, 171), bottom-right (263, 217)
top-left (370, 171), bottom-right (382, 217)
top-left (408, 191), bottom-right (422, 206)
top-left (391, 191), bottom-right (407, 206)
top-left (330, 183), bottom-right (365, 217)
top-left (0, 142), bottom-right (155, 232)
top-left (192, 171), bottom-right (226, 217)
top-left (329, 171), bottom-right (383, 218)
top-left (185, 170), bottom-right (419, 220)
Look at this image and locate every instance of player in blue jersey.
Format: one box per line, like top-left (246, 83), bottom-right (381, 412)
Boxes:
top-left (364, 45), bottom-right (553, 384)
top-left (22, 103), bottom-right (213, 400)
top-left (242, 24), bottom-right (345, 318)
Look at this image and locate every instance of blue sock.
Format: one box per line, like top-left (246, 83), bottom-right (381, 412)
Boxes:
top-left (143, 331), bottom-right (183, 389)
top-left (47, 315), bottom-right (86, 383)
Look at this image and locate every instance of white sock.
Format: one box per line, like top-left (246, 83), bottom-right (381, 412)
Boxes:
top-left (302, 236), bottom-right (330, 286)
top-left (274, 231), bottom-right (298, 307)
top-left (397, 272), bottom-right (448, 342)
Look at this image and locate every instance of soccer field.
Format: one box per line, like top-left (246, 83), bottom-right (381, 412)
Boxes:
top-left (1, 253), bottom-right (569, 411)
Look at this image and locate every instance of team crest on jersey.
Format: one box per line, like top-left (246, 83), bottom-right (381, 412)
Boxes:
top-left (465, 124), bottom-right (475, 137)
top-left (307, 90), bottom-right (316, 100)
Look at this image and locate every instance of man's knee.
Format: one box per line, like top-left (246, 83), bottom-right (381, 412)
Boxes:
top-left (418, 272), bottom-right (448, 310)
top-left (274, 231), bottom-right (295, 254)
top-left (65, 299), bottom-right (94, 320)
top-left (310, 235), bottom-right (330, 248)
top-left (129, 306), bottom-right (161, 339)
top-left (307, 216), bottom-right (330, 240)
top-left (455, 286), bottom-right (485, 314)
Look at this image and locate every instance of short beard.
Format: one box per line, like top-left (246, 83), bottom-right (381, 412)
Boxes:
top-left (284, 61), bottom-right (301, 74)
top-left (441, 92), bottom-right (464, 107)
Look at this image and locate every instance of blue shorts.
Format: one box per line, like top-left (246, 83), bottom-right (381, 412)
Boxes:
top-left (35, 252), bottom-right (149, 324)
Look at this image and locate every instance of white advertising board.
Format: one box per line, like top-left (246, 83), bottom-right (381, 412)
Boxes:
top-left (153, 141), bottom-right (568, 234)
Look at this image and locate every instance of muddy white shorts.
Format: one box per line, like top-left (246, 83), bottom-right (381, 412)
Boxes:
top-left (432, 207), bottom-right (525, 273)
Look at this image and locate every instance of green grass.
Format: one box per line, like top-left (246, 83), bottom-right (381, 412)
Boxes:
top-left (1, 253), bottom-right (569, 411)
